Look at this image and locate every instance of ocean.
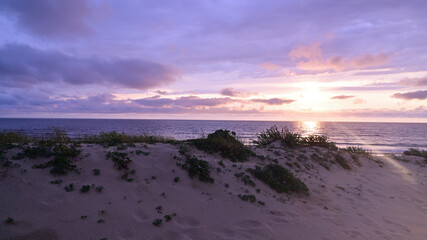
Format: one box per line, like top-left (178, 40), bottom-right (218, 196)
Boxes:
top-left (1, 118), bottom-right (426, 154)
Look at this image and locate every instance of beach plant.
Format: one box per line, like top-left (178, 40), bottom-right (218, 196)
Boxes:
top-left (80, 185), bottom-right (91, 193)
top-left (248, 164), bottom-right (309, 195)
top-left (238, 194), bottom-right (257, 203)
top-left (189, 129), bottom-right (253, 162)
top-left (181, 155), bottom-right (214, 183)
top-left (64, 183), bottom-right (74, 192)
top-left (341, 146), bottom-right (371, 155)
top-left (95, 186), bottom-right (104, 192)
top-left (97, 219), bottom-right (105, 223)
top-left (218, 160), bottom-right (225, 168)
top-left (50, 179), bottom-right (62, 185)
top-left (300, 135), bottom-right (338, 150)
top-left (106, 151), bottom-right (131, 170)
top-left (258, 201), bottom-right (265, 206)
top-left (82, 131), bottom-right (175, 146)
top-left (234, 172), bottom-right (256, 187)
top-left (152, 218), bottom-right (162, 226)
top-left (93, 169), bottom-right (100, 176)
top-left (173, 176), bottom-right (180, 182)
top-left (253, 125), bottom-right (283, 145)
top-left (403, 148), bottom-right (427, 158)
top-left (334, 154), bottom-right (351, 170)
top-left (164, 214), bottom-right (172, 222)
top-left (5, 217), bottom-right (15, 224)
top-left (156, 206), bottom-right (163, 214)
top-left (80, 215), bottom-right (88, 219)
top-left (310, 153), bottom-right (330, 170)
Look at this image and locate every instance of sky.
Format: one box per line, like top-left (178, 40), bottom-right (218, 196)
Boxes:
top-left (0, 0), bottom-right (426, 122)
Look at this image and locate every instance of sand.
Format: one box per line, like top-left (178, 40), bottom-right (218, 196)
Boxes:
top-left (1, 142), bottom-right (426, 240)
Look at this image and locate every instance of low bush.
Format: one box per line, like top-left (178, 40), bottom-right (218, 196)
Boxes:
top-left (248, 164), bottom-right (309, 194)
top-left (403, 148), bottom-right (427, 158)
top-left (238, 194), bottom-right (257, 203)
top-left (181, 156), bottom-right (214, 183)
top-left (234, 172), bottom-right (255, 187)
top-left (189, 129), bottom-right (253, 162)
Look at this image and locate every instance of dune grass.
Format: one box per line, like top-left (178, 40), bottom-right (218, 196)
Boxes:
top-left (248, 164), bottom-right (309, 195)
top-left (340, 146), bottom-right (371, 155)
top-left (254, 126), bottom-right (337, 150)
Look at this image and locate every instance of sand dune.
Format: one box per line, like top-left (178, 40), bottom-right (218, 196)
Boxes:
top-left (1, 143), bottom-right (426, 240)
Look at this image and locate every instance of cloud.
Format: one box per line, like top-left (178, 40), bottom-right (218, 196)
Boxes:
top-left (0, 44), bottom-right (179, 89)
top-left (0, 0), bottom-right (99, 38)
top-left (398, 77), bottom-right (427, 87)
top-left (289, 43), bottom-right (389, 72)
top-left (331, 95), bottom-right (354, 100)
top-left (353, 98), bottom-right (366, 104)
top-left (220, 88), bottom-right (255, 98)
top-left (259, 63), bottom-right (281, 71)
top-left (135, 96), bottom-right (232, 108)
top-left (392, 90), bottom-right (427, 100)
top-left (251, 98), bottom-right (295, 105)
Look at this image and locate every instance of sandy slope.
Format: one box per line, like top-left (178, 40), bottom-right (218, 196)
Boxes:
top-left (0, 143), bottom-right (426, 240)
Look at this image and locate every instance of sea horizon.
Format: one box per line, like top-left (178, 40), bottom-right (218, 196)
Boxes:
top-left (1, 118), bottom-right (426, 154)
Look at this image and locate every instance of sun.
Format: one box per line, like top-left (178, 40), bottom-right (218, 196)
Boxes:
top-left (296, 82), bottom-right (327, 110)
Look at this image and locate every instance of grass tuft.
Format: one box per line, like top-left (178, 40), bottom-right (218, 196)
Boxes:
top-left (248, 164), bottom-right (309, 194)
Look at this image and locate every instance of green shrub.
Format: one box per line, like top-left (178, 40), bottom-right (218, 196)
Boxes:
top-left (238, 194), bottom-right (257, 203)
top-left (181, 156), bottom-right (214, 183)
top-left (93, 169), bottom-right (100, 176)
top-left (248, 164), bottom-right (309, 194)
top-left (234, 172), bottom-right (255, 187)
top-left (80, 185), bottom-right (91, 193)
top-left (403, 148), bottom-right (427, 158)
top-left (5, 217), bottom-right (15, 224)
top-left (64, 183), bottom-right (74, 192)
top-left (189, 129), bottom-right (253, 162)
top-left (152, 218), bottom-right (162, 226)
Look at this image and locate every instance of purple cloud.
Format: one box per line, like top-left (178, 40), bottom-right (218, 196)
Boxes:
top-left (135, 96), bottom-right (232, 108)
top-left (220, 88), bottom-right (255, 98)
top-left (0, 44), bottom-right (179, 89)
top-left (331, 95), bottom-right (354, 100)
top-left (392, 90), bottom-right (427, 100)
top-left (251, 98), bottom-right (295, 105)
top-left (0, 0), bottom-right (96, 38)
top-left (398, 77), bottom-right (427, 87)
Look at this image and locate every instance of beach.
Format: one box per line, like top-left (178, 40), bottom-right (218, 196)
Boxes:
top-left (1, 131), bottom-right (426, 240)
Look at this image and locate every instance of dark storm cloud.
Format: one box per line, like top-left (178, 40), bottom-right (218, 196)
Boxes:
top-left (0, 0), bottom-right (95, 38)
top-left (0, 44), bottom-right (179, 89)
top-left (392, 90), bottom-right (427, 100)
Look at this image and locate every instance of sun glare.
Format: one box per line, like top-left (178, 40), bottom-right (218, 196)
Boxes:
top-left (300, 121), bottom-right (319, 135)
